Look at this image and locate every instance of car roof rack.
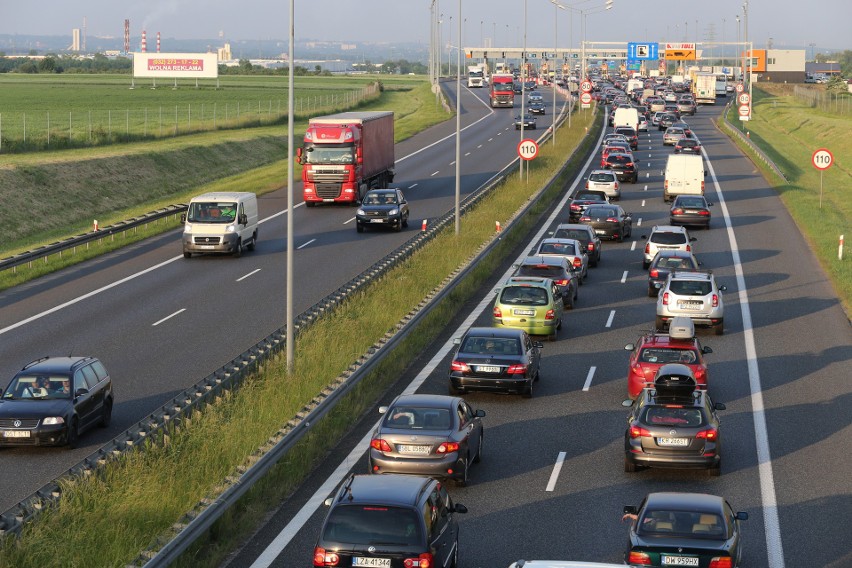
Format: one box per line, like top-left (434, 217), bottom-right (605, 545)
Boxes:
top-left (653, 368), bottom-right (697, 401)
top-left (22, 356), bottom-right (51, 370)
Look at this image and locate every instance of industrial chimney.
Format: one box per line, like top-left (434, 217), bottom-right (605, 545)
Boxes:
top-left (156, 32), bottom-right (161, 53)
top-left (141, 29), bottom-right (147, 52)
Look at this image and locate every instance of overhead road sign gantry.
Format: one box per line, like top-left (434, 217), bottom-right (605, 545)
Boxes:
top-left (627, 42), bottom-right (658, 60)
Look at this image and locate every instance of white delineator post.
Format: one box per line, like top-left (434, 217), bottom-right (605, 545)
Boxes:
top-left (839, 235), bottom-right (844, 260)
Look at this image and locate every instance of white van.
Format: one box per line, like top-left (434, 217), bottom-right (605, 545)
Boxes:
top-left (181, 192), bottom-right (259, 258)
top-left (663, 155), bottom-right (706, 202)
top-left (613, 107), bottom-right (640, 132)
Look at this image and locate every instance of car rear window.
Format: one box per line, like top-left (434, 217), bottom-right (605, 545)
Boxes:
top-left (637, 510), bottom-right (724, 538)
top-left (586, 206), bottom-right (618, 217)
top-left (588, 174), bottom-right (615, 183)
top-left (516, 265), bottom-right (563, 279)
top-left (322, 505), bottom-right (422, 546)
top-left (554, 228), bottom-right (590, 242)
top-left (384, 406), bottom-right (452, 430)
top-left (539, 242), bottom-right (578, 255)
top-left (676, 197), bottom-right (705, 207)
top-left (641, 406), bottom-right (704, 427)
top-left (650, 232), bottom-right (687, 245)
top-left (500, 285), bottom-right (549, 306)
top-left (461, 336), bottom-right (521, 356)
top-left (669, 280), bottom-right (712, 296)
top-left (606, 155), bottom-right (632, 165)
top-left (655, 257), bottom-right (696, 270)
top-left (639, 348), bottom-right (697, 364)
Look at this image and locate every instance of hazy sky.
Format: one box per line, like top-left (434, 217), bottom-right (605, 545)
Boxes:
top-left (0, 0), bottom-right (848, 53)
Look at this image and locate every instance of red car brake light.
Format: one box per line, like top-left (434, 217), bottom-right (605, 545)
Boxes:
top-left (436, 442), bottom-right (459, 454)
top-left (451, 360), bottom-right (470, 372)
top-left (314, 547), bottom-right (340, 566)
top-left (580, 215), bottom-right (591, 222)
top-left (649, 268), bottom-right (659, 278)
top-left (708, 557), bottom-right (733, 568)
top-left (573, 257), bottom-right (583, 268)
top-left (404, 553), bottom-right (434, 568)
top-left (696, 428), bottom-right (718, 441)
top-left (662, 292), bottom-right (670, 305)
top-left (493, 306), bottom-right (503, 318)
top-left (506, 364), bottom-right (528, 375)
top-left (671, 208), bottom-right (684, 214)
top-left (606, 217), bottom-right (619, 222)
top-left (544, 309), bottom-right (556, 320)
top-left (370, 438), bottom-right (392, 452)
top-left (712, 294), bottom-right (719, 307)
top-left (554, 279), bottom-right (569, 286)
top-left (630, 426), bottom-right (651, 438)
top-left (644, 243), bottom-right (650, 254)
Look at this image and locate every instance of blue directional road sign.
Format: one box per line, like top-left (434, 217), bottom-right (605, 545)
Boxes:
top-left (627, 42), bottom-right (658, 60)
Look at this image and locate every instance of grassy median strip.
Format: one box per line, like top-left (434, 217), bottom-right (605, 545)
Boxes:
top-left (719, 84), bottom-right (851, 312)
top-left (0, 107), bottom-right (599, 568)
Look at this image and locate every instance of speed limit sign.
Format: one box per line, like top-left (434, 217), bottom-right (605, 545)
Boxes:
top-left (812, 148), bottom-right (833, 170)
top-left (580, 81), bottom-right (592, 92)
top-left (735, 83), bottom-right (744, 93)
top-left (738, 93), bottom-right (750, 105)
top-left (518, 139), bottom-right (539, 161)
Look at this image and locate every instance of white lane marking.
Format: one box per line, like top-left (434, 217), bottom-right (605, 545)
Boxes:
top-left (237, 269), bottom-right (261, 282)
top-left (705, 150), bottom-right (785, 568)
top-left (641, 199), bottom-right (646, 207)
top-left (248, 102), bottom-right (610, 568)
top-left (477, 144), bottom-right (483, 148)
top-left (630, 241), bottom-right (637, 251)
top-left (644, 185), bottom-right (648, 191)
top-left (431, 171), bottom-right (440, 176)
top-left (648, 153), bottom-right (652, 158)
top-left (408, 183), bottom-right (418, 189)
top-left (343, 217), bottom-right (355, 225)
top-left (489, 138), bottom-right (494, 142)
top-left (647, 162), bottom-right (651, 167)
top-left (545, 452), bottom-right (567, 492)
top-left (620, 271), bottom-right (628, 284)
top-left (465, 152), bottom-right (471, 157)
top-left (582, 366), bottom-right (597, 392)
top-left (152, 309), bottom-right (185, 327)
top-left (605, 310), bottom-right (615, 328)
top-left (297, 239), bottom-right (316, 250)
top-left (637, 218), bottom-right (643, 227)
top-left (645, 172), bottom-right (650, 178)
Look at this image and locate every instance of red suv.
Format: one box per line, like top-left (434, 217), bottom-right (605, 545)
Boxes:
top-left (622, 318), bottom-right (712, 399)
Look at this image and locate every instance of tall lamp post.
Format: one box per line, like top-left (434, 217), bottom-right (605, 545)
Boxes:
top-left (578, 1), bottom-right (613, 84)
top-left (551, 0), bottom-right (567, 145)
top-left (455, 1), bottom-right (462, 235)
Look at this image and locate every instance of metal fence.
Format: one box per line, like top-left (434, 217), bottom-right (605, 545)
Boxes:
top-left (0, 83), bottom-right (379, 152)
top-left (792, 86), bottom-right (851, 115)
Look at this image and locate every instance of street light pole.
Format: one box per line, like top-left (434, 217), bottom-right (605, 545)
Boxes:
top-left (286, 0), bottom-right (295, 373)
top-left (519, 0), bottom-right (527, 181)
top-left (455, 0), bottom-right (462, 235)
top-left (551, 0), bottom-right (566, 145)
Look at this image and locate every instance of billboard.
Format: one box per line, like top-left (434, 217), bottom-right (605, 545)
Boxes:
top-left (132, 52), bottom-right (218, 79)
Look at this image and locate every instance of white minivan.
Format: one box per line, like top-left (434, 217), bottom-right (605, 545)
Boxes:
top-left (181, 192), bottom-right (259, 258)
top-left (663, 154), bottom-right (706, 202)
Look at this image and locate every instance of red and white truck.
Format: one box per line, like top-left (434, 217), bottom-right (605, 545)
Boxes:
top-left (489, 73), bottom-right (516, 108)
top-left (298, 111), bottom-right (395, 206)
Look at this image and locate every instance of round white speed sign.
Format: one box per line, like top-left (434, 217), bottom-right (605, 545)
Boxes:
top-left (518, 139), bottom-right (539, 161)
top-left (812, 148), bottom-right (833, 170)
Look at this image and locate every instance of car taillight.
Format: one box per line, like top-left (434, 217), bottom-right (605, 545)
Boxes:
top-left (404, 553), bottom-right (434, 568)
top-left (436, 442), bottom-right (460, 454)
top-left (694, 366), bottom-right (706, 383)
top-left (630, 426), bottom-right (651, 439)
top-left (644, 243), bottom-right (650, 254)
top-left (370, 438), bottom-right (392, 452)
top-left (587, 242), bottom-right (595, 251)
top-left (570, 203), bottom-right (581, 211)
top-left (554, 279), bottom-right (568, 286)
top-left (506, 364), bottom-right (528, 375)
top-left (628, 551), bottom-right (652, 565)
top-left (701, 180), bottom-right (705, 191)
top-left (573, 257), bottom-right (582, 268)
top-left (614, 182), bottom-right (619, 190)
top-left (671, 208), bottom-right (684, 215)
top-left (699, 210), bottom-right (710, 216)
top-left (585, 181), bottom-right (590, 189)
top-left (662, 292), bottom-right (670, 305)
top-left (696, 428), bottom-right (718, 441)
top-left (686, 244), bottom-right (692, 252)
top-left (580, 215), bottom-right (591, 222)
top-left (709, 557), bottom-right (733, 568)
top-left (314, 547), bottom-right (340, 566)
top-left (664, 179), bottom-right (669, 189)
top-left (451, 360), bottom-right (470, 372)
top-left (606, 217), bottom-right (619, 222)
top-left (712, 294), bottom-right (719, 307)
top-left (649, 268), bottom-right (659, 278)
top-left (493, 306), bottom-right (503, 318)
top-left (545, 309), bottom-right (556, 320)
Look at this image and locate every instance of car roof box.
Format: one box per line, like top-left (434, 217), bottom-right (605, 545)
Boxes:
top-left (668, 317), bottom-right (695, 340)
top-left (654, 364), bottom-right (697, 399)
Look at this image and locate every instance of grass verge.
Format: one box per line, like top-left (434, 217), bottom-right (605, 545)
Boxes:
top-left (719, 85), bottom-right (851, 314)
top-left (0, 106), bottom-right (600, 568)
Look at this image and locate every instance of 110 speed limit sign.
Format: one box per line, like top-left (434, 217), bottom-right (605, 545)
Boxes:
top-left (812, 148), bottom-right (833, 170)
top-left (518, 139), bottom-right (539, 161)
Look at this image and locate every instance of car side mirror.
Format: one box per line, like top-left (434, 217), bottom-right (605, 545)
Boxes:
top-left (719, 285), bottom-right (728, 292)
top-left (453, 337), bottom-right (461, 345)
top-left (624, 343), bottom-right (635, 351)
top-left (475, 409), bottom-right (486, 418)
top-left (690, 237), bottom-right (698, 242)
top-left (703, 346), bottom-right (713, 354)
top-left (704, 170), bottom-right (708, 177)
top-left (378, 406), bottom-right (388, 414)
top-left (238, 213), bottom-right (248, 225)
top-left (736, 512), bottom-right (749, 521)
top-left (323, 497), bottom-right (333, 507)
top-left (533, 341), bottom-right (544, 349)
top-left (622, 399), bottom-right (635, 408)
top-left (715, 402), bottom-right (727, 411)
top-left (75, 388), bottom-right (89, 397)
top-left (624, 505), bottom-right (638, 515)
top-left (454, 503), bottom-right (468, 514)
top-left (180, 213), bottom-right (187, 223)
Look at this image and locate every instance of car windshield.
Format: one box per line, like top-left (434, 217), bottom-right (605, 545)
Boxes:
top-left (322, 505), bottom-right (422, 546)
top-left (669, 280), bottom-right (712, 296)
top-left (461, 336), bottom-right (522, 356)
top-left (384, 406), bottom-right (452, 430)
top-left (3, 374), bottom-right (72, 400)
top-left (650, 232), bottom-right (687, 245)
top-left (539, 242), bottom-right (577, 255)
top-left (363, 192), bottom-right (396, 205)
top-left (639, 348), bottom-right (698, 364)
top-left (500, 285), bottom-right (549, 306)
top-left (303, 146), bottom-right (354, 165)
top-left (186, 202), bottom-right (238, 223)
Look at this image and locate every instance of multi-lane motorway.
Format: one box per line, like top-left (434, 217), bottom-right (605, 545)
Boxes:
top-left (2, 82), bottom-right (851, 567)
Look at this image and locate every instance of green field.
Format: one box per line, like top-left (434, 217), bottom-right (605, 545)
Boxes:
top-left (0, 74), bottom-right (381, 151)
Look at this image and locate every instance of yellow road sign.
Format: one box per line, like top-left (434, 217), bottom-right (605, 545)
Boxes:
top-left (665, 49), bottom-right (695, 60)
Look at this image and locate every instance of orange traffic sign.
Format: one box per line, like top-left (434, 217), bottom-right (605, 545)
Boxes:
top-left (665, 49), bottom-right (695, 61)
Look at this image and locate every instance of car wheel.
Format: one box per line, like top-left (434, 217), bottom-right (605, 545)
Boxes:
top-left (356, 223), bottom-right (364, 233)
top-left (642, 260), bottom-right (650, 270)
top-left (394, 220), bottom-right (402, 232)
top-left (617, 233), bottom-right (624, 243)
top-left (66, 417), bottom-right (79, 449)
top-left (183, 251), bottom-right (191, 259)
top-left (522, 379), bottom-right (534, 398)
top-left (624, 457), bottom-right (639, 473)
top-left (233, 238), bottom-right (242, 258)
top-left (305, 201), bottom-right (315, 208)
top-left (709, 461), bottom-right (722, 477)
top-left (564, 294), bottom-right (574, 310)
top-left (247, 232), bottom-right (257, 251)
top-left (456, 455), bottom-right (470, 487)
top-left (648, 286), bottom-right (658, 298)
top-left (402, 215), bottom-right (408, 228)
top-left (714, 321), bottom-right (724, 336)
top-left (100, 397), bottom-right (113, 428)
top-left (655, 316), bottom-right (665, 330)
top-left (473, 432), bottom-right (484, 463)
top-left (449, 382), bottom-right (461, 396)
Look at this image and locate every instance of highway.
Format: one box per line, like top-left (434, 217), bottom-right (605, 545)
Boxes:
top-left (225, 91), bottom-right (852, 567)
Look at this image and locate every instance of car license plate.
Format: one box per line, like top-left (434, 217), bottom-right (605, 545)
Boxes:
top-left (353, 558), bottom-right (391, 567)
top-left (370, 219), bottom-right (385, 223)
top-left (513, 309), bottom-right (535, 316)
top-left (662, 556), bottom-right (699, 566)
top-left (397, 445), bottom-right (431, 454)
top-left (201, 245), bottom-right (214, 250)
top-left (595, 230), bottom-right (607, 235)
top-left (2, 430), bottom-right (30, 438)
top-left (657, 437), bottom-right (689, 446)
top-left (677, 301), bottom-right (703, 310)
top-left (475, 366), bottom-right (501, 373)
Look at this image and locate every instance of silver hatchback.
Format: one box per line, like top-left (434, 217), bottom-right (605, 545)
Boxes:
top-left (656, 271), bottom-right (727, 335)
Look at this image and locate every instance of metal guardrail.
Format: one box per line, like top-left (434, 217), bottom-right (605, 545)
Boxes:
top-left (0, 205), bottom-right (188, 273)
top-left (720, 100), bottom-right (787, 181)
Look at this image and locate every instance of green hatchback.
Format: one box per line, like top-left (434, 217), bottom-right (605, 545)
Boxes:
top-left (492, 277), bottom-right (564, 341)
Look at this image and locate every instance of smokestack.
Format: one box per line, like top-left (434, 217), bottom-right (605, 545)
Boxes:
top-left (141, 29), bottom-right (147, 52)
top-left (156, 32), bottom-right (161, 53)
top-left (124, 19), bottom-right (130, 53)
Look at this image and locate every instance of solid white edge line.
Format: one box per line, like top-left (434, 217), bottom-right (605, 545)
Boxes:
top-left (605, 310), bottom-right (615, 328)
top-left (236, 269), bottom-right (261, 282)
top-left (545, 451), bottom-right (567, 492)
top-left (248, 108), bottom-right (610, 568)
top-left (343, 217), bottom-right (355, 225)
top-left (152, 308), bottom-right (186, 327)
top-left (297, 239), bottom-right (316, 250)
top-left (704, 149), bottom-right (785, 568)
top-left (582, 366), bottom-right (597, 392)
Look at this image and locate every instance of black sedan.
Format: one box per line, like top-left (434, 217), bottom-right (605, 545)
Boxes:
top-left (647, 250), bottom-right (701, 297)
top-left (602, 153), bottom-right (639, 183)
top-left (580, 204), bottom-right (633, 242)
top-left (553, 223), bottom-right (602, 267)
top-left (368, 393), bottom-right (485, 486)
top-left (528, 101), bottom-right (546, 115)
top-left (657, 113), bottom-right (678, 130)
top-left (514, 113), bottom-right (537, 130)
top-left (449, 327), bottom-right (542, 397)
top-left (355, 188), bottom-right (409, 233)
top-left (674, 138), bottom-right (702, 155)
top-left (670, 195), bottom-right (713, 229)
top-left (624, 492), bottom-right (748, 567)
top-left (568, 189), bottom-right (609, 222)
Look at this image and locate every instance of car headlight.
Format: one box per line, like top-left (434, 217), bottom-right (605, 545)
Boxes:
top-left (226, 224), bottom-right (236, 233)
top-left (356, 208), bottom-right (365, 216)
top-left (388, 208), bottom-right (399, 216)
top-left (183, 224), bottom-right (192, 234)
top-left (42, 417), bottom-right (65, 425)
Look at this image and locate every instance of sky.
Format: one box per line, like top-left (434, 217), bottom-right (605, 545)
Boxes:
top-left (0, 0), bottom-right (848, 54)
